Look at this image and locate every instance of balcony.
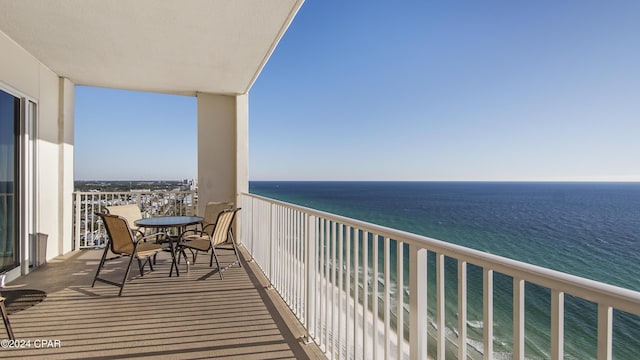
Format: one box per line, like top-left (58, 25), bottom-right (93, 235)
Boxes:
top-left (1, 238), bottom-right (324, 359)
top-left (7, 190), bottom-right (634, 359)
top-left (2, 3), bottom-right (638, 359)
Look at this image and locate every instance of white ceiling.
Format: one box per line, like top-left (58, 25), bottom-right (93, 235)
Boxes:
top-left (0, 0), bottom-right (303, 95)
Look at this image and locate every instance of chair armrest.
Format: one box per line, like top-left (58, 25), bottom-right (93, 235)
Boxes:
top-left (135, 232), bottom-right (169, 245)
top-left (178, 229), bottom-right (208, 242)
top-left (135, 229), bottom-right (146, 240)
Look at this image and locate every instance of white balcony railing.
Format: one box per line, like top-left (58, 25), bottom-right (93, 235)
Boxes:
top-left (73, 191), bottom-right (197, 249)
top-left (239, 193), bottom-right (640, 360)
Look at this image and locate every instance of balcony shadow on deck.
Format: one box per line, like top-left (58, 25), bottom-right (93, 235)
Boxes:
top-left (0, 247), bottom-right (325, 359)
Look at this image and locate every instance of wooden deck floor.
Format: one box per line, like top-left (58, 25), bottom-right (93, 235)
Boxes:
top-left (0, 246), bottom-right (325, 359)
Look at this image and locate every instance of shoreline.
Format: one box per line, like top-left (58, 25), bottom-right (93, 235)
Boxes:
top-left (312, 274), bottom-right (487, 360)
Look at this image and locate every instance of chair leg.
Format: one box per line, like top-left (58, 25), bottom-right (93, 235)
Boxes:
top-left (211, 247), bottom-right (223, 280)
top-left (180, 250), bottom-right (190, 273)
top-left (139, 256), bottom-right (154, 277)
top-left (231, 241), bottom-right (242, 268)
top-left (137, 258), bottom-right (144, 277)
top-left (153, 233), bottom-right (163, 265)
top-left (169, 241), bottom-right (180, 277)
top-left (119, 254), bottom-right (137, 296)
top-left (92, 242), bottom-right (111, 287)
top-left (229, 229), bottom-right (242, 268)
top-left (0, 298), bottom-right (14, 340)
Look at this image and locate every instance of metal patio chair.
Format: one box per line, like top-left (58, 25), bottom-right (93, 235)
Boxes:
top-left (105, 204), bottom-right (148, 239)
top-left (179, 201), bottom-right (233, 237)
top-left (179, 208), bottom-right (241, 279)
top-left (202, 201), bottom-right (234, 228)
top-left (175, 201), bottom-right (234, 268)
top-left (93, 213), bottom-right (166, 296)
top-left (107, 204), bottom-right (168, 264)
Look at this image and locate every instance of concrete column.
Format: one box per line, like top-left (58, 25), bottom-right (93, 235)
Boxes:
top-left (58, 78), bottom-right (74, 255)
top-left (235, 93), bottom-right (249, 202)
top-left (197, 93), bottom-right (248, 215)
top-left (235, 93), bottom-right (248, 245)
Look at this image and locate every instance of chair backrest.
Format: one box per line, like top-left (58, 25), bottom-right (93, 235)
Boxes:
top-left (203, 201), bottom-right (234, 226)
top-left (106, 204), bottom-right (143, 232)
top-left (211, 208), bottom-right (241, 246)
top-left (97, 213), bottom-right (135, 255)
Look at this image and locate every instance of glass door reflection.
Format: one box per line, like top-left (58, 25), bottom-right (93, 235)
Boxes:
top-left (0, 89), bottom-right (20, 272)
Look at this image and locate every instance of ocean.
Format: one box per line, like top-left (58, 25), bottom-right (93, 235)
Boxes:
top-left (249, 181), bottom-right (640, 359)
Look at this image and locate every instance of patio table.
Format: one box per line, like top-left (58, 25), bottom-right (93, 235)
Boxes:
top-left (135, 216), bottom-right (203, 277)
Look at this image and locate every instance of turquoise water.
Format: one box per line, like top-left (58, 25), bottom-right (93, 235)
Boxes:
top-left (250, 181), bottom-right (640, 359)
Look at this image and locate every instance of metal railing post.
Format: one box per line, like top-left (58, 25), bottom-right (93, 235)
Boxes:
top-left (484, 269), bottom-right (494, 360)
top-left (597, 304), bottom-right (613, 360)
top-left (305, 214), bottom-right (317, 344)
top-left (248, 196), bottom-right (254, 259)
top-left (551, 290), bottom-right (565, 360)
top-left (74, 192), bottom-right (81, 250)
top-left (269, 203), bottom-right (275, 287)
top-left (458, 260), bottom-right (468, 360)
top-left (409, 245), bottom-right (427, 360)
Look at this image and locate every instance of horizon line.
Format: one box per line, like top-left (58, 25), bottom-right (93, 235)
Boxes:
top-left (74, 179), bottom-right (640, 183)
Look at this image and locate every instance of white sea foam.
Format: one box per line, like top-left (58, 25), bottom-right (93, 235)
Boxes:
top-left (315, 274), bottom-right (411, 360)
top-left (466, 338), bottom-right (484, 355)
top-left (467, 320), bottom-right (484, 329)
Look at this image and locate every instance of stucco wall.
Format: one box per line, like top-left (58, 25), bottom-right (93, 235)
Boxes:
top-left (38, 64), bottom-right (64, 263)
top-left (0, 31), bottom-right (40, 96)
top-left (0, 30), bottom-right (73, 268)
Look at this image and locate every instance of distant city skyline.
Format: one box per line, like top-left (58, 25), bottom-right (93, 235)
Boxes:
top-left (75, 1), bottom-right (640, 182)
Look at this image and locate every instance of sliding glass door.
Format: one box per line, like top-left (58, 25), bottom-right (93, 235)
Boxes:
top-left (0, 89), bottom-right (20, 272)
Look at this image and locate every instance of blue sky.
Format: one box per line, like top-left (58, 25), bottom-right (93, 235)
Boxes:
top-left (75, 1), bottom-right (640, 181)
top-left (74, 88), bottom-right (196, 180)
